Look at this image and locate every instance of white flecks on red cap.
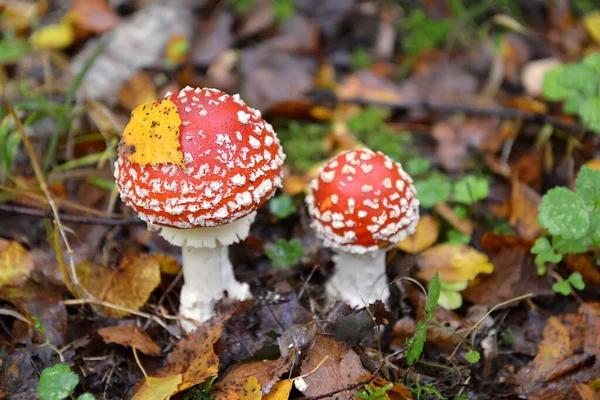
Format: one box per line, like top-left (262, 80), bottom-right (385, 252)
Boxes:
top-left (115, 87), bottom-right (285, 229)
top-left (305, 149), bottom-right (419, 254)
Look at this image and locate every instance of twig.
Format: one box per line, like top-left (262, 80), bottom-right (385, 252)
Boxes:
top-left (132, 347), bottom-right (148, 378)
top-left (337, 98), bottom-right (591, 134)
top-left (0, 203), bottom-right (143, 226)
top-left (0, 308), bottom-right (33, 325)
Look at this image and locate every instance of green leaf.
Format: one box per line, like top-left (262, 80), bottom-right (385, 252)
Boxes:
top-left (425, 272), bottom-right (441, 321)
top-left (437, 290), bottom-right (463, 310)
top-left (563, 96), bottom-right (584, 114)
top-left (268, 194), bottom-right (296, 219)
top-left (415, 175), bottom-right (452, 208)
top-left (406, 320), bottom-right (427, 366)
top-left (552, 280), bottom-right (572, 296)
top-left (558, 64), bottom-right (598, 95)
top-left (543, 67), bottom-right (573, 101)
top-left (350, 46), bottom-right (374, 71)
top-left (531, 237), bottom-right (562, 275)
top-left (266, 239), bottom-right (304, 268)
top-left (32, 316), bottom-right (45, 335)
top-left (453, 175), bottom-right (489, 204)
top-left (538, 187), bottom-right (589, 239)
top-left (578, 96), bottom-right (600, 132)
top-left (465, 350), bottom-right (481, 364)
top-left (0, 37), bottom-right (30, 64)
top-left (583, 53), bottom-right (600, 73)
top-left (576, 166), bottom-right (600, 208)
top-left (419, 384), bottom-right (445, 399)
top-left (589, 211), bottom-right (600, 247)
top-left (446, 229), bottom-right (471, 244)
top-left (405, 157), bottom-right (431, 176)
top-left (567, 272), bottom-right (586, 291)
top-left (38, 364), bottom-right (79, 400)
top-left (499, 328), bottom-right (515, 347)
top-left (551, 235), bottom-right (591, 254)
top-left (77, 394), bottom-right (95, 400)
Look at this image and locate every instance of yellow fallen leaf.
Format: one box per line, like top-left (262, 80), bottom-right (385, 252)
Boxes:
top-left (76, 256), bottom-right (161, 318)
top-left (241, 376), bottom-right (263, 400)
top-left (0, 239), bottom-right (33, 287)
top-left (397, 215), bottom-right (440, 254)
top-left (584, 11), bottom-right (600, 45)
top-left (118, 99), bottom-right (184, 167)
top-left (30, 17), bottom-right (75, 50)
top-left (584, 159), bottom-right (600, 172)
top-left (417, 244), bottom-right (495, 283)
top-left (153, 254), bottom-right (181, 275)
top-left (263, 380), bottom-right (293, 400)
top-left (132, 374), bottom-right (182, 400)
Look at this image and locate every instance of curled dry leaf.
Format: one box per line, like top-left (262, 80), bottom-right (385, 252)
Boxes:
top-left (132, 374), bottom-right (182, 400)
top-left (417, 244), bottom-right (494, 283)
top-left (76, 256), bottom-right (161, 318)
top-left (157, 316), bottom-right (226, 392)
top-left (397, 215), bottom-right (440, 254)
top-left (299, 335), bottom-right (368, 399)
top-left (98, 324), bottom-right (161, 356)
top-left (0, 239), bottom-right (33, 287)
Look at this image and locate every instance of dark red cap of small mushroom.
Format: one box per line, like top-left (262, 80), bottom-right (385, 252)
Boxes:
top-left (115, 87), bottom-right (285, 228)
top-left (305, 149), bottom-right (419, 254)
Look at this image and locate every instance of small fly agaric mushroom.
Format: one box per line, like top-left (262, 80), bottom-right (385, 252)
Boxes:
top-left (114, 86), bottom-right (285, 332)
top-left (305, 149), bottom-right (419, 307)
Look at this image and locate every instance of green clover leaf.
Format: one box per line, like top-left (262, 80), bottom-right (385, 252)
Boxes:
top-left (266, 238), bottom-right (304, 268)
top-left (268, 194), bottom-right (296, 219)
top-left (415, 175), bottom-right (451, 208)
top-left (538, 187), bottom-right (589, 239)
top-left (453, 175), bottom-right (489, 204)
top-left (567, 272), bottom-right (585, 291)
top-left (465, 350), bottom-right (481, 364)
top-left (576, 166), bottom-right (600, 209)
top-left (38, 364), bottom-right (79, 400)
top-left (552, 280), bottom-right (572, 296)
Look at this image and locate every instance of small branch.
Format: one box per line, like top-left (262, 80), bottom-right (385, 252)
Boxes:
top-left (0, 203), bottom-right (144, 226)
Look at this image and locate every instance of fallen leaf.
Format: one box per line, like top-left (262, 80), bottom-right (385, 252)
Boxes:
top-left (132, 374), bottom-right (182, 400)
top-left (117, 98), bottom-right (184, 167)
top-left (119, 72), bottom-right (158, 112)
top-left (241, 376), bottom-right (262, 400)
top-left (584, 11), bottom-right (600, 45)
top-left (0, 239), bottom-right (33, 287)
top-left (417, 244), bottom-right (495, 283)
top-left (30, 17), bottom-right (75, 50)
top-left (368, 377), bottom-right (412, 400)
top-left (154, 254), bottom-right (181, 275)
top-left (69, 0), bottom-right (120, 35)
top-left (76, 256), bottom-right (161, 318)
top-left (263, 380), bottom-right (293, 399)
top-left (563, 254), bottom-right (600, 285)
top-left (158, 316), bottom-right (225, 391)
top-left (165, 34), bottom-right (190, 66)
top-left (336, 70), bottom-right (403, 103)
top-left (521, 58), bottom-right (562, 97)
top-left (98, 324), bottom-right (161, 356)
top-left (213, 357), bottom-right (292, 399)
top-left (299, 335), bottom-right (368, 399)
top-left (508, 178), bottom-right (543, 239)
top-left (397, 215), bottom-right (440, 254)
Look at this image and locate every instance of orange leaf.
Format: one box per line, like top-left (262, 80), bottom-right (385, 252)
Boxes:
top-left (98, 325), bottom-right (161, 356)
top-left (397, 215), bottom-right (439, 254)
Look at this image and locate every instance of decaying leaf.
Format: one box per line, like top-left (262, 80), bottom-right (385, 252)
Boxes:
top-left (397, 215), bottom-right (439, 254)
top-left (564, 254), bottom-right (600, 285)
top-left (158, 316), bottom-right (225, 391)
top-left (98, 324), bottom-right (161, 356)
top-left (76, 256), bottom-right (161, 318)
top-left (118, 99), bottom-right (184, 167)
top-left (240, 376), bottom-right (262, 400)
top-left (299, 335), bottom-right (368, 399)
top-left (508, 178), bottom-right (543, 239)
top-left (213, 356), bottom-right (292, 399)
top-left (132, 374), bottom-right (182, 400)
top-left (417, 244), bottom-right (495, 283)
top-left (0, 239), bottom-right (33, 287)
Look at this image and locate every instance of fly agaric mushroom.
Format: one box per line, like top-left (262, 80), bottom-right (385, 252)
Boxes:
top-left (114, 86), bottom-right (285, 331)
top-left (305, 149), bottom-right (419, 307)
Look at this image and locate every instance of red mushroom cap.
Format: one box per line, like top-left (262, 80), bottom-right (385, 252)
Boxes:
top-left (305, 149), bottom-right (419, 254)
top-left (115, 87), bottom-right (285, 229)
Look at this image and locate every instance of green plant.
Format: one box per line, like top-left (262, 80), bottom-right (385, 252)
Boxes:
top-left (266, 238), bottom-right (304, 268)
top-left (499, 327), bottom-right (515, 347)
top-left (408, 374), bottom-right (445, 400)
top-left (278, 121), bottom-right (329, 173)
top-left (355, 383), bottom-right (393, 400)
top-left (552, 272), bottom-right (585, 296)
top-left (38, 364), bottom-right (93, 400)
top-left (415, 174), bottom-right (489, 208)
top-left (401, 9), bottom-right (452, 61)
top-left (406, 273), bottom-right (441, 366)
top-left (465, 350), bottom-right (481, 364)
top-left (543, 53), bottom-right (600, 132)
top-left (269, 194), bottom-right (296, 219)
top-left (183, 376), bottom-right (217, 400)
top-left (533, 166), bottom-right (600, 275)
top-left (350, 46), bottom-right (373, 71)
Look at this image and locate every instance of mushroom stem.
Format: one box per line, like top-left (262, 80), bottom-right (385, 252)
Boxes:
top-left (326, 250), bottom-right (389, 308)
top-left (180, 244), bottom-right (251, 332)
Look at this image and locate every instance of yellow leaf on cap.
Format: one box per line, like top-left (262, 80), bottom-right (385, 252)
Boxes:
top-left (397, 215), bottom-right (440, 254)
top-left (118, 99), bottom-right (184, 167)
top-left (241, 376), bottom-right (263, 400)
top-left (584, 11), bottom-right (600, 45)
top-left (132, 374), bottom-right (182, 400)
top-left (417, 244), bottom-right (494, 283)
top-left (0, 239), bottom-right (33, 287)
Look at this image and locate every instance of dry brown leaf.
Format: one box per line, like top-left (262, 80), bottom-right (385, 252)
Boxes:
top-left (158, 316), bottom-right (225, 391)
top-left (417, 244), bottom-right (494, 283)
top-left (213, 357), bottom-right (291, 399)
top-left (76, 256), bottom-right (161, 318)
top-left (119, 72), bottom-right (158, 112)
top-left (508, 178), bottom-right (543, 239)
top-left (69, 0), bottom-right (120, 35)
top-left (564, 254), bottom-right (600, 285)
top-left (132, 374), bottom-right (182, 400)
top-left (98, 324), bottom-right (161, 356)
top-left (368, 377), bottom-right (412, 400)
top-left (299, 335), bottom-right (368, 399)
top-left (0, 239), bottom-right (33, 287)
top-left (336, 70), bottom-right (403, 103)
top-left (397, 215), bottom-right (439, 254)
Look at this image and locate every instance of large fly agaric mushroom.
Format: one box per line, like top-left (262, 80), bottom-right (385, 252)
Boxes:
top-left (305, 149), bottom-right (419, 307)
top-left (114, 86), bottom-right (285, 331)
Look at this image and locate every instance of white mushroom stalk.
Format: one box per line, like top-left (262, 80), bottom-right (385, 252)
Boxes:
top-left (305, 149), bottom-right (420, 308)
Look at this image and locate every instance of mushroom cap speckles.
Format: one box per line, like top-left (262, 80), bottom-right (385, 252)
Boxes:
top-left (115, 87), bottom-right (285, 229)
top-left (305, 149), bottom-right (420, 254)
